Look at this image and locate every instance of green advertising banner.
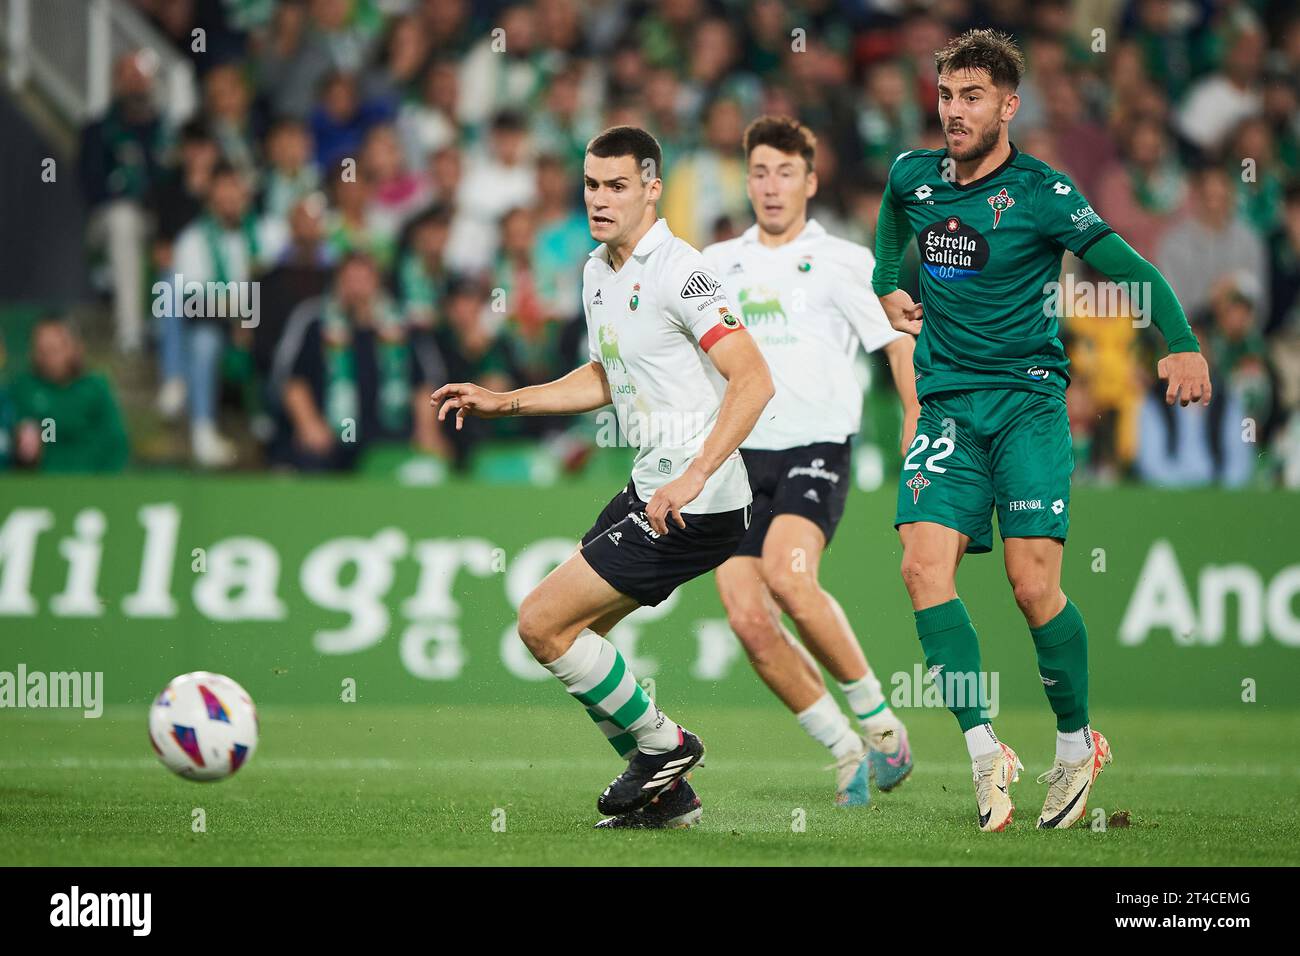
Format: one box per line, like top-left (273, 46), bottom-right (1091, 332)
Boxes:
top-left (0, 475), bottom-right (1297, 712)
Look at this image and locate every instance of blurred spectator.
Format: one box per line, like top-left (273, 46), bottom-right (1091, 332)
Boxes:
top-left (457, 2), bottom-right (544, 129)
top-left (1174, 20), bottom-right (1264, 158)
top-left (663, 98), bottom-right (749, 249)
top-left (310, 70), bottom-right (392, 169)
top-left (1136, 378), bottom-right (1251, 488)
top-left (204, 63), bottom-right (260, 182)
top-left (254, 193), bottom-right (336, 394)
top-left (856, 61), bottom-right (923, 180)
top-left (493, 206), bottom-right (557, 383)
top-left (447, 111), bottom-right (537, 274)
top-left (1268, 184), bottom-right (1300, 336)
top-left (1094, 114), bottom-right (1188, 261)
top-left (150, 121), bottom-right (221, 420)
top-left (260, 117), bottom-right (321, 219)
top-left (275, 252), bottom-right (444, 471)
top-left (1158, 166), bottom-right (1267, 323)
top-left (361, 123), bottom-right (431, 237)
top-left (432, 276), bottom-right (527, 467)
top-left (532, 154), bottom-right (593, 321)
top-left (0, 386), bottom-right (11, 469)
top-left (395, 204), bottom-right (453, 329)
top-left (397, 59), bottom-right (461, 171)
top-left (363, 12), bottom-right (430, 104)
top-left (1227, 116), bottom-right (1286, 236)
top-left (325, 166), bottom-right (396, 270)
top-left (172, 164), bottom-right (273, 467)
top-left (8, 319), bottom-right (128, 473)
top-left (1206, 274), bottom-right (1276, 442)
top-left (259, 0), bottom-right (383, 119)
top-left (79, 51), bottom-right (168, 354)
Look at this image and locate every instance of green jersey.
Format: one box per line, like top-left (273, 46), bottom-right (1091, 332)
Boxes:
top-left (877, 145), bottom-right (1113, 400)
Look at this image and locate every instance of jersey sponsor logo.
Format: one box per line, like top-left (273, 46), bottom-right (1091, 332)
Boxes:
top-left (1052, 181), bottom-right (1072, 195)
top-left (598, 324), bottom-right (625, 372)
top-left (803, 488), bottom-right (821, 503)
top-left (738, 287), bottom-right (787, 326)
top-left (658, 457), bottom-right (672, 474)
top-left (607, 531), bottom-right (622, 546)
top-left (592, 288), bottom-right (603, 306)
top-left (680, 271), bottom-right (721, 299)
top-left (629, 510), bottom-right (662, 540)
top-left (987, 187), bottom-right (1015, 229)
top-left (1008, 499), bottom-right (1044, 511)
top-left (920, 217), bottom-right (989, 281)
top-left (913, 184), bottom-right (933, 200)
top-left (1070, 205), bottom-right (1101, 232)
top-left (787, 458), bottom-right (840, 483)
top-left (695, 292), bottom-right (726, 311)
top-left (1052, 498), bottom-right (1065, 515)
top-left (906, 470), bottom-right (931, 503)
top-left (1026, 366), bottom-right (1050, 380)
top-left (727, 261), bottom-right (744, 275)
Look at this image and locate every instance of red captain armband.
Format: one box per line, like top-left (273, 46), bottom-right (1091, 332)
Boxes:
top-left (698, 306), bottom-right (745, 351)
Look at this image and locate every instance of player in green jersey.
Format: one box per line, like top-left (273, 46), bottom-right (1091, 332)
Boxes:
top-left (871, 29), bottom-right (1212, 832)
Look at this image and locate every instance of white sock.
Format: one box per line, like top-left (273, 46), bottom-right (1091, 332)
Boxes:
top-left (965, 723), bottom-right (1001, 761)
top-left (797, 693), bottom-right (860, 760)
top-left (543, 630), bottom-right (680, 754)
top-left (1056, 725), bottom-right (1095, 762)
top-left (840, 671), bottom-right (900, 741)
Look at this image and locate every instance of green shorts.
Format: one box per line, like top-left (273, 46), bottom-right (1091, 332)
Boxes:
top-left (895, 389), bottom-right (1073, 554)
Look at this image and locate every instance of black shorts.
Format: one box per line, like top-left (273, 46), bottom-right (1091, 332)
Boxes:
top-left (734, 441), bottom-right (852, 558)
top-left (579, 480), bottom-right (751, 606)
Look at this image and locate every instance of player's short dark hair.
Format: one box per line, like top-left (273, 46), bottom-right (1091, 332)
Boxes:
top-left (743, 116), bottom-right (817, 172)
top-left (934, 29), bottom-right (1025, 91)
top-left (586, 126), bottom-right (664, 182)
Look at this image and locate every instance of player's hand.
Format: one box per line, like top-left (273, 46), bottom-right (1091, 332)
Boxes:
top-left (430, 382), bottom-right (510, 429)
top-left (298, 417), bottom-right (335, 455)
top-left (644, 469), bottom-right (706, 535)
top-left (879, 289), bottom-right (923, 335)
top-left (1157, 352), bottom-right (1212, 407)
top-left (901, 406), bottom-right (920, 457)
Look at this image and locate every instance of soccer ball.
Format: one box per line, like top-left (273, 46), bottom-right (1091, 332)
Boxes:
top-left (148, 672), bottom-right (259, 781)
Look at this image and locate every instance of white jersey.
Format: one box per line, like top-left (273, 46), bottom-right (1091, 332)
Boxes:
top-left (584, 218), bottom-right (752, 514)
top-left (703, 219), bottom-right (903, 451)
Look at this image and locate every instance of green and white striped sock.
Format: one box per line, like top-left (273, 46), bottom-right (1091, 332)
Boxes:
top-left (543, 630), bottom-right (679, 755)
top-left (840, 671), bottom-right (897, 734)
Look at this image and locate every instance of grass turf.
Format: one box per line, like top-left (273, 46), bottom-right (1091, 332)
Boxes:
top-left (2, 704), bottom-right (1298, 866)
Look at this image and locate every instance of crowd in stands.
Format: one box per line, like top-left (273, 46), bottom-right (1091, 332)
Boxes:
top-left (3, 0), bottom-right (1299, 489)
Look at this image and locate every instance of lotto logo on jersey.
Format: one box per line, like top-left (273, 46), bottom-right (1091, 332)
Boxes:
top-left (680, 271), bottom-right (720, 299)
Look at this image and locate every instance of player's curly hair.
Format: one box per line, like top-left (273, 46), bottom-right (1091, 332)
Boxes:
top-left (743, 116), bottom-right (817, 172)
top-left (934, 29), bottom-right (1025, 90)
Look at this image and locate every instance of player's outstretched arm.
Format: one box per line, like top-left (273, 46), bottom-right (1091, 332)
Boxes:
top-left (431, 361), bottom-right (612, 430)
top-left (1080, 232), bottom-right (1212, 407)
top-left (872, 181), bottom-right (923, 334)
top-left (643, 331), bottom-right (774, 534)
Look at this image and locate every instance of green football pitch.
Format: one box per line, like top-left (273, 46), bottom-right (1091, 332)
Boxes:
top-left (3, 705), bottom-right (1298, 866)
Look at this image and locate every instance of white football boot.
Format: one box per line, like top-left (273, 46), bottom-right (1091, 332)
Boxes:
top-left (972, 742), bottom-right (1023, 832)
top-left (1036, 730), bottom-right (1113, 830)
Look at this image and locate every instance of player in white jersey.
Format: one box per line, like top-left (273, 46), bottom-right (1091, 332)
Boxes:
top-left (432, 127), bottom-right (774, 828)
top-left (702, 117), bottom-right (921, 806)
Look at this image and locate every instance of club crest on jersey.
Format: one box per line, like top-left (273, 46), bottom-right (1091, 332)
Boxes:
top-left (629, 282), bottom-right (640, 311)
top-left (797, 255), bottom-right (813, 272)
top-left (720, 306), bottom-right (740, 328)
top-left (987, 187), bottom-right (1015, 229)
top-left (906, 470), bottom-right (931, 504)
top-left (680, 271), bottom-right (720, 298)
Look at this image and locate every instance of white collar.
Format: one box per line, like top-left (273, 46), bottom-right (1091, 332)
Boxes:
top-left (590, 218), bottom-right (674, 265)
top-left (740, 217), bottom-right (826, 247)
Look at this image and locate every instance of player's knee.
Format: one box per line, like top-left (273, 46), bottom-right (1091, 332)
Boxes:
top-left (727, 605), bottom-right (782, 663)
top-left (764, 566), bottom-right (819, 617)
top-left (515, 595), bottom-right (554, 657)
top-left (1010, 575), bottom-right (1055, 617)
top-left (900, 553), bottom-right (947, 602)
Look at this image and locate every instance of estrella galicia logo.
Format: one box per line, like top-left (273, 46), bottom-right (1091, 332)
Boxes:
top-left (1027, 366), bottom-right (1050, 380)
top-left (920, 216), bottom-right (989, 282)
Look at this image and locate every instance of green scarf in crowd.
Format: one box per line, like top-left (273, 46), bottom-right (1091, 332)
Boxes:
top-left (321, 296), bottom-right (411, 438)
top-left (201, 213), bottom-right (261, 285)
